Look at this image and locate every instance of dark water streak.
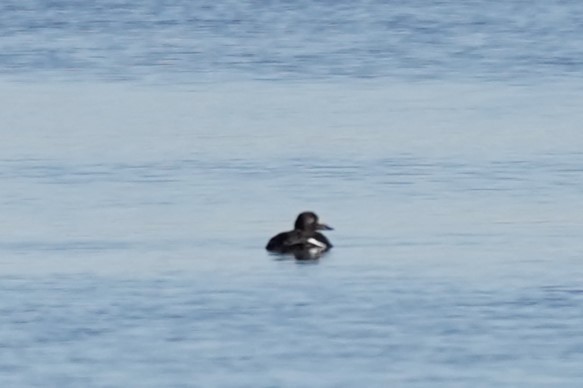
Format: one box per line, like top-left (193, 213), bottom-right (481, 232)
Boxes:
top-left (1, 0), bottom-right (583, 83)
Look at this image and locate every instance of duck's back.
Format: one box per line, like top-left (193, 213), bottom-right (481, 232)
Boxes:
top-left (265, 230), bottom-right (300, 253)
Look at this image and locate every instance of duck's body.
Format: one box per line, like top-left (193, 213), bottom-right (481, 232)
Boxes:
top-left (266, 212), bottom-right (333, 259)
top-left (266, 229), bottom-right (333, 253)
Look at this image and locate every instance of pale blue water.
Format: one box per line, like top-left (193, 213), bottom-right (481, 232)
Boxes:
top-left (2, 1), bottom-right (583, 387)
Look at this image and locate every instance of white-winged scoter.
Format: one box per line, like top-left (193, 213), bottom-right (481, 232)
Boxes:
top-left (266, 211), bottom-right (333, 259)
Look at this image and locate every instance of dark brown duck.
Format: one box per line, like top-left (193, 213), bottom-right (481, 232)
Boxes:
top-left (266, 212), bottom-right (333, 258)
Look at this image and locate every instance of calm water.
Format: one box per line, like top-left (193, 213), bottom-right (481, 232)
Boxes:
top-left (2, 1), bottom-right (583, 387)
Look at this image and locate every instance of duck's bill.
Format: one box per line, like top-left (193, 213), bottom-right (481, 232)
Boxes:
top-left (317, 223), bottom-right (333, 231)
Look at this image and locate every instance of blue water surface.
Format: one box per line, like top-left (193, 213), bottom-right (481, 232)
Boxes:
top-left (1, 1), bottom-right (583, 387)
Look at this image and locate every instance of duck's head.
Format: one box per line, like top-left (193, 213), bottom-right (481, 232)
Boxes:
top-left (294, 211), bottom-right (333, 232)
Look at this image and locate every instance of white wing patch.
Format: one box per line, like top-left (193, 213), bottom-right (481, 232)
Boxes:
top-left (306, 238), bottom-right (326, 249)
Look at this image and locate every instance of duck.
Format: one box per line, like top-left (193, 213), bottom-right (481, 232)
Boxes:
top-left (266, 212), bottom-right (333, 259)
